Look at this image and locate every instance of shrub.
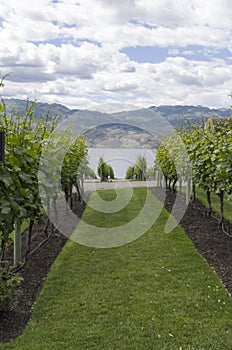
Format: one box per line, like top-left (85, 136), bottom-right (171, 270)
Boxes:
top-left (0, 266), bottom-right (23, 311)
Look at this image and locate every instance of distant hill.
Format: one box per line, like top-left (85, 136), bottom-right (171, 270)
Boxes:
top-left (3, 98), bottom-right (232, 147)
top-left (4, 98), bottom-right (73, 120)
top-left (148, 105), bottom-right (232, 128)
top-left (84, 123), bottom-right (159, 148)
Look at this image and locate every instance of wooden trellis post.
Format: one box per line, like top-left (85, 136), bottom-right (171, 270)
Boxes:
top-left (14, 219), bottom-right (22, 265)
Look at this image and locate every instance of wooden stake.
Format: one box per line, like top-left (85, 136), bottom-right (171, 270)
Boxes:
top-left (14, 219), bottom-right (21, 265)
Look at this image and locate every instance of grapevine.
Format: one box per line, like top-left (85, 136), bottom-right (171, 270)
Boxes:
top-left (156, 116), bottom-right (232, 233)
top-left (0, 90), bottom-right (88, 309)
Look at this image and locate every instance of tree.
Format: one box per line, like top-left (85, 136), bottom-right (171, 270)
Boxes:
top-left (108, 164), bottom-right (114, 179)
top-left (146, 167), bottom-right (155, 179)
top-left (135, 155), bottom-right (147, 181)
top-left (125, 165), bottom-right (135, 179)
top-left (97, 157), bottom-right (114, 181)
top-left (155, 132), bottom-right (191, 193)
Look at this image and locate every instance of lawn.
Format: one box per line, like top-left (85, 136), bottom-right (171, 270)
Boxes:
top-left (195, 187), bottom-right (232, 222)
top-left (1, 187), bottom-right (232, 350)
top-left (176, 184), bottom-right (232, 222)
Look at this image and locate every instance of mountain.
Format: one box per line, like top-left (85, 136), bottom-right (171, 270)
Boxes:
top-left (83, 122), bottom-right (159, 148)
top-left (148, 105), bottom-right (232, 128)
top-left (3, 98), bottom-right (232, 147)
top-left (4, 98), bottom-right (73, 120)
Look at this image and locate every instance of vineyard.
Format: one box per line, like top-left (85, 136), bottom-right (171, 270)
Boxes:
top-left (155, 116), bottom-right (232, 236)
top-left (0, 89), bottom-right (88, 311)
top-left (2, 188), bottom-right (232, 348)
top-left (1, 89), bottom-right (232, 346)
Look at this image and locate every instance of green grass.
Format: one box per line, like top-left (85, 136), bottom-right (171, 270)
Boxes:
top-left (196, 187), bottom-right (232, 222)
top-left (97, 189), bottom-right (117, 201)
top-left (81, 189), bottom-right (147, 227)
top-left (176, 184), bottom-right (232, 222)
top-left (1, 188), bottom-right (232, 349)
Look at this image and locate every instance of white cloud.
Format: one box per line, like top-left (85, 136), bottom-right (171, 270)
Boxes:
top-left (0, 1), bottom-right (59, 43)
top-left (0, 0), bottom-right (231, 110)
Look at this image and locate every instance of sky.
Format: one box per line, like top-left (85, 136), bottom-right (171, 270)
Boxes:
top-left (0, 0), bottom-right (232, 112)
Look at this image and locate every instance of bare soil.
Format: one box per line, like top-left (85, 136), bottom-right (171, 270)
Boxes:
top-left (1, 188), bottom-right (232, 344)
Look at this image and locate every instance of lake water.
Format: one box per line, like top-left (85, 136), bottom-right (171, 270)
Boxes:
top-left (88, 148), bottom-right (156, 179)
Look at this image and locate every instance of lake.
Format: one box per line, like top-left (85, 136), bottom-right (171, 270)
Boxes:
top-left (87, 148), bottom-right (156, 179)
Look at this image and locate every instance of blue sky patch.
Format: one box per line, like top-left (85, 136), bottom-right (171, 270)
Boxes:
top-left (121, 46), bottom-right (169, 63)
top-left (121, 45), bottom-right (232, 64)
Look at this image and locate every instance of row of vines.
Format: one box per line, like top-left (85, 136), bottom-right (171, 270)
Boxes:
top-left (155, 117), bottom-right (232, 233)
top-left (0, 86), bottom-right (88, 309)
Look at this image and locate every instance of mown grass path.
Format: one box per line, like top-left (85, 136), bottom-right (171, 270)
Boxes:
top-left (1, 188), bottom-right (232, 350)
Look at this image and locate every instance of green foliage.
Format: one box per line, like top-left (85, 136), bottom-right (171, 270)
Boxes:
top-left (0, 91), bottom-right (88, 307)
top-left (2, 189), bottom-right (232, 349)
top-left (125, 165), bottom-right (135, 179)
top-left (97, 157), bottom-right (114, 181)
top-left (155, 120), bottom-right (232, 196)
top-left (0, 99), bottom-right (56, 259)
top-left (196, 186), bottom-right (232, 222)
top-left (125, 155), bottom-right (147, 181)
top-left (134, 154), bottom-right (147, 181)
top-left (146, 167), bottom-right (155, 179)
top-left (156, 117), bottom-right (232, 220)
top-left (0, 266), bottom-right (23, 310)
top-left (155, 133), bottom-right (191, 191)
top-left (108, 164), bottom-right (114, 179)
top-left (79, 160), bottom-right (96, 179)
top-left (61, 135), bottom-right (88, 203)
top-left (181, 120), bottom-right (232, 194)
